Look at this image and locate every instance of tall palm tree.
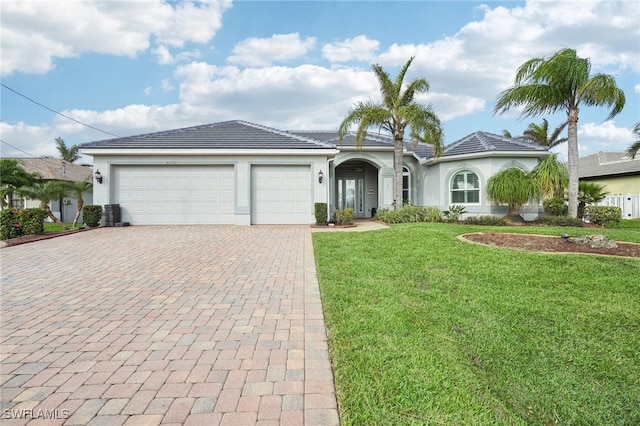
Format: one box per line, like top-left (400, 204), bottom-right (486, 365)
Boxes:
top-left (61, 180), bottom-right (93, 228)
top-left (628, 122), bottom-right (640, 159)
top-left (530, 153), bottom-right (568, 199)
top-left (338, 57), bottom-right (444, 209)
top-left (494, 48), bottom-right (625, 218)
top-left (17, 181), bottom-right (67, 226)
top-left (522, 119), bottom-right (568, 148)
top-left (0, 158), bottom-right (39, 210)
top-left (486, 167), bottom-right (542, 223)
top-left (55, 137), bottom-right (80, 163)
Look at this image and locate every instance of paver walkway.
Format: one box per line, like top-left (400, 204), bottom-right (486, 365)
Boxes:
top-left (1, 226), bottom-right (339, 425)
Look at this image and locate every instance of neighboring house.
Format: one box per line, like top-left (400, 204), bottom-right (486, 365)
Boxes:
top-left (13, 158), bottom-right (93, 223)
top-left (579, 151), bottom-right (640, 218)
top-left (79, 120), bottom-right (549, 225)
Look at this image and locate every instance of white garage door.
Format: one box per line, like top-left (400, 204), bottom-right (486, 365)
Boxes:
top-left (114, 165), bottom-right (234, 225)
top-left (251, 165), bottom-right (312, 224)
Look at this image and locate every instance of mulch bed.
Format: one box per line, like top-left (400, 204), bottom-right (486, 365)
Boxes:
top-left (2, 228), bottom-right (95, 247)
top-left (461, 232), bottom-right (640, 258)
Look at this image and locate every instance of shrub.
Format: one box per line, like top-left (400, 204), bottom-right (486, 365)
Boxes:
top-left (19, 208), bottom-right (47, 236)
top-left (0, 209), bottom-right (22, 240)
top-left (314, 202), bottom-right (328, 226)
top-left (535, 214), bottom-right (584, 227)
top-left (421, 207), bottom-right (442, 222)
top-left (585, 206), bottom-right (621, 227)
top-left (464, 215), bottom-right (507, 226)
top-left (442, 205), bottom-right (466, 222)
top-left (543, 197), bottom-right (568, 216)
top-left (377, 205), bottom-right (443, 224)
top-left (82, 205), bottom-right (103, 228)
top-left (334, 208), bottom-right (354, 225)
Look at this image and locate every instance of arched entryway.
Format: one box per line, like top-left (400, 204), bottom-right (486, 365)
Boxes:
top-left (334, 160), bottom-right (380, 218)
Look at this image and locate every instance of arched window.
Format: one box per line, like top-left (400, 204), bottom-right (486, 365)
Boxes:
top-left (402, 167), bottom-right (410, 204)
top-left (451, 170), bottom-right (480, 204)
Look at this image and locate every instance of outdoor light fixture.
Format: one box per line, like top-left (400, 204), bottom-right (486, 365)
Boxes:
top-left (94, 170), bottom-right (103, 184)
top-left (318, 169), bottom-right (324, 184)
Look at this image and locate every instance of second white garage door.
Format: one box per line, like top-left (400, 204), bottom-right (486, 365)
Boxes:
top-left (114, 165), bottom-right (234, 225)
top-left (251, 165), bottom-right (312, 224)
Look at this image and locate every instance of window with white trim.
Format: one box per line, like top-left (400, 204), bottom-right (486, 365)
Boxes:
top-left (451, 170), bottom-right (480, 203)
top-left (402, 167), bottom-right (410, 204)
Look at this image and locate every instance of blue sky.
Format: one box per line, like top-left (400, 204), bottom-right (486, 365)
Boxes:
top-left (1, 0), bottom-right (639, 164)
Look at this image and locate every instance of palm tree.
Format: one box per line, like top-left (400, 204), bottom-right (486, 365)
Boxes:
top-left (522, 119), bottom-right (568, 148)
top-left (530, 153), bottom-right (568, 199)
top-left (486, 167), bottom-right (542, 223)
top-left (577, 181), bottom-right (608, 219)
top-left (494, 48), bottom-right (625, 218)
top-left (55, 137), bottom-right (80, 163)
top-left (17, 181), bottom-right (67, 226)
top-left (61, 180), bottom-right (93, 228)
top-left (628, 122), bottom-right (640, 159)
top-left (0, 158), bottom-right (39, 209)
top-left (338, 57), bottom-right (444, 209)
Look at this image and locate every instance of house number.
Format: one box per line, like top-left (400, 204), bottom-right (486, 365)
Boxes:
top-left (166, 161), bottom-right (177, 165)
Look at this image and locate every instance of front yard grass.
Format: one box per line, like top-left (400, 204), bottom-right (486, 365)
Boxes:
top-left (313, 223), bottom-right (640, 425)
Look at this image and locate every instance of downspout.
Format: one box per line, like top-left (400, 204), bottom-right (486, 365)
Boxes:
top-left (326, 158), bottom-right (335, 223)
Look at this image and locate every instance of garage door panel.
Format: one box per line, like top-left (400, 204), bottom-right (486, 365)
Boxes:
top-left (251, 165), bottom-right (311, 225)
top-left (114, 165), bottom-right (234, 225)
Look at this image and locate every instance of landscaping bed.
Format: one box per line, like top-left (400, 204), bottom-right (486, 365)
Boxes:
top-left (462, 231), bottom-right (640, 258)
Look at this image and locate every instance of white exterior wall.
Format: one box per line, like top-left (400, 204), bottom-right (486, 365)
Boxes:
top-left (420, 156), bottom-right (544, 220)
top-left (90, 153), bottom-right (331, 225)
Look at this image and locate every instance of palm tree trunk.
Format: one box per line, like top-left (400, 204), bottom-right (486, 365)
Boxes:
top-left (394, 138), bottom-right (404, 210)
top-left (41, 202), bottom-right (65, 227)
top-left (72, 199), bottom-right (84, 228)
top-left (567, 108), bottom-right (580, 218)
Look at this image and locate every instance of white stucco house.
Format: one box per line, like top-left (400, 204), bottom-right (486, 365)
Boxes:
top-left (79, 120), bottom-right (549, 225)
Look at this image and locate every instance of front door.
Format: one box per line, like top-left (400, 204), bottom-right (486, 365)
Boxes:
top-left (337, 177), bottom-right (365, 218)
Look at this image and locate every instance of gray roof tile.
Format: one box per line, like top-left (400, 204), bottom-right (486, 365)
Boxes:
top-left (443, 131), bottom-right (549, 157)
top-left (579, 151), bottom-right (640, 178)
top-left (80, 120), bottom-right (335, 150)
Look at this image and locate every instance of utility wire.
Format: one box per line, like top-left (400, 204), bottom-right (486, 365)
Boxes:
top-left (1, 82), bottom-right (122, 138)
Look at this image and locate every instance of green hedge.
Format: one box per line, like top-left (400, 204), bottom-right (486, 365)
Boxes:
top-left (82, 205), bottom-right (103, 228)
top-left (334, 208), bottom-right (354, 225)
top-left (0, 208), bottom-right (47, 240)
top-left (314, 203), bottom-right (328, 225)
top-left (585, 206), bottom-right (621, 227)
top-left (464, 215), bottom-right (507, 226)
top-left (376, 205), bottom-right (442, 224)
top-left (19, 208), bottom-right (47, 236)
top-left (543, 197), bottom-right (568, 216)
top-left (535, 214), bottom-right (584, 227)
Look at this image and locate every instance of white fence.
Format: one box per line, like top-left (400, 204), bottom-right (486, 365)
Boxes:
top-left (595, 194), bottom-right (640, 219)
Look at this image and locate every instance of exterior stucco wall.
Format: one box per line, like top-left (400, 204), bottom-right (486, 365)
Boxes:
top-left (90, 153), bottom-right (330, 225)
top-left (581, 175), bottom-right (640, 195)
top-left (420, 156), bottom-right (544, 220)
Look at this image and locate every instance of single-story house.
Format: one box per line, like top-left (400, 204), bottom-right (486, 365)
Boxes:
top-left (579, 151), bottom-right (640, 219)
top-left (79, 120), bottom-right (550, 225)
top-left (12, 158), bottom-right (94, 223)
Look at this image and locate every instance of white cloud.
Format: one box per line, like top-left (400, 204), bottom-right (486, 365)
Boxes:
top-left (579, 121), bottom-right (635, 150)
top-left (322, 35), bottom-right (379, 63)
top-left (227, 33), bottom-right (317, 67)
top-left (635, 84), bottom-right (640, 94)
top-left (153, 45), bottom-right (174, 65)
top-left (1, 0), bottom-right (231, 76)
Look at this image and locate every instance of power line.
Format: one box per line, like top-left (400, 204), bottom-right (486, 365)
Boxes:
top-left (1, 82), bottom-right (122, 138)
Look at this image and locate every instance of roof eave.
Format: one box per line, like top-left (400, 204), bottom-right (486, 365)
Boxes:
top-left (419, 150), bottom-right (549, 165)
top-left (80, 148), bottom-right (339, 157)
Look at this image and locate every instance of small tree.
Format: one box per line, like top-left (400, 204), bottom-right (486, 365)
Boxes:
top-left (577, 181), bottom-right (608, 219)
top-left (61, 179), bottom-right (93, 228)
top-left (522, 119), bottom-right (568, 148)
top-left (628, 122), bottom-right (640, 159)
top-left (530, 153), bottom-right (568, 199)
top-left (0, 159), bottom-right (38, 209)
top-left (487, 167), bottom-right (542, 223)
top-left (17, 181), bottom-right (67, 226)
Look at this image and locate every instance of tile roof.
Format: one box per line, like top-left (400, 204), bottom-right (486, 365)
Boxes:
top-left (16, 158), bottom-right (92, 182)
top-left (442, 131), bottom-right (549, 157)
top-left (80, 120), bottom-right (335, 150)
top-left (579, 151), bottom-right (640, 178)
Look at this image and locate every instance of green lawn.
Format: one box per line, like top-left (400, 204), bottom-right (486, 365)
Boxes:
top-left (313, 223), bottom-right (640, 425)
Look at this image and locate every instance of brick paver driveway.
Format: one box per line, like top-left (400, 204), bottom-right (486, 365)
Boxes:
top-left (1, 226), bottom-right (339, 425)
